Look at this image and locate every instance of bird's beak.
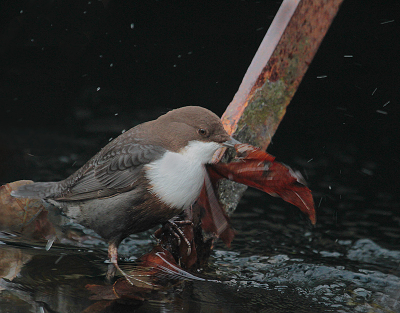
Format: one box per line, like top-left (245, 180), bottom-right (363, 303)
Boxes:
top-left (223, 137), bottom-right (241, 148)
top-left (212, 137), bottom-right (241, 163)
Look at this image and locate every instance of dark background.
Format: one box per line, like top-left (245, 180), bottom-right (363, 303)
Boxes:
top-left (1, 1), bottom-right (400, 311)
top-left (0, 0), bottom-right (399, 211)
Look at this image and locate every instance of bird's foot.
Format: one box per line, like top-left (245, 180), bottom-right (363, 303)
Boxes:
top-left (107, 244), bottom-right (154, 287)
top-left (105, 258), bottom-right (117, 284)
top-left (165, 219), bottom-right (193, 256)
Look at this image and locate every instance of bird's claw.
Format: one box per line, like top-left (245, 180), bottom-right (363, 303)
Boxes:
top-left (165, 219), bottom-right (193, 256)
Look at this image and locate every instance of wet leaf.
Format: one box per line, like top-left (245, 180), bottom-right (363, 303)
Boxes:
top-left (209, 143), bottom-right (316, 225)
top-left (198, 171), bottom-right (235, 247)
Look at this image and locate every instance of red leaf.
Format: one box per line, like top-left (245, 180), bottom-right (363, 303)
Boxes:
top-left (137, 246), bottom-right (205, 282)
top-left (210, 143), bottom-right (316, 225)
top-left (197, 171), bottom-right (235, 247)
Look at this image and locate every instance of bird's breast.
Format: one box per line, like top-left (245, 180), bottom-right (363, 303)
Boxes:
top-left (145, 141), bottom-right (220, 210)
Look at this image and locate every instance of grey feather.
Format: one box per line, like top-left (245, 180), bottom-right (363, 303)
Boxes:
top-left (11, 182), bottom-right (64, 199)
top-left (13, 143), bottom-right (166, 201)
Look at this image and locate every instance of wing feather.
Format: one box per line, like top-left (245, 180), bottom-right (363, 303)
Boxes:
top-left (54, 143), bottom-right (165, 201)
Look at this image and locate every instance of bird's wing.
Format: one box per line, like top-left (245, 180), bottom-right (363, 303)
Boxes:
top-left (54, 143), bottom-right (165, 201)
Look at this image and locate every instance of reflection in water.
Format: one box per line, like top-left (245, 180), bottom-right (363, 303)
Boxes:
top-left (0, 245), bottom-right (32, 282)
top-left (0, 233), bottom-right (327, 313)
top-left (0, 236), bottom-right (102, 312)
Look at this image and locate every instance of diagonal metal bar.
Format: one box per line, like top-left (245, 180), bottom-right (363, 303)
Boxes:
top-left (217, 0), bottom-right (344, 215)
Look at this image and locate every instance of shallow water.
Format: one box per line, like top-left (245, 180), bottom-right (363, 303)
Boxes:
top-left (1, 206), bottom-right (399, 312)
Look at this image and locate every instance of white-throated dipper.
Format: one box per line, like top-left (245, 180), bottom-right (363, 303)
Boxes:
top-left (12, 106), bottom-right (238, 282)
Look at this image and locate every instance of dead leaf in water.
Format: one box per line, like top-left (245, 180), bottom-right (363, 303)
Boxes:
top-left (208, 143), bottom-right (316, 225)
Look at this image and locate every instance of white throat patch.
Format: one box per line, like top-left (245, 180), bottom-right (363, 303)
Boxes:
top-left (145, 140), bottom-right (222, 210)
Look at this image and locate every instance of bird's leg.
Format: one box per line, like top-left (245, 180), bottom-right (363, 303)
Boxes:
top-left (106, 242), bottom-right (118, 283)
top-left (106, 241), bottom-right (154, 287)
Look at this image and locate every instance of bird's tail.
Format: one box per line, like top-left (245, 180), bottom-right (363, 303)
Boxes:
top-left (11, 182), bottom-right (60, 199)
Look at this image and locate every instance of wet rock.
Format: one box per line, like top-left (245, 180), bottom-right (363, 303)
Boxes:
top-left (348, 238), bottom-right (400, 268)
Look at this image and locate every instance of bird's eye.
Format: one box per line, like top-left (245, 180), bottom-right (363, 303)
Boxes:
top-left (197, 128), bottom-right (208, 136)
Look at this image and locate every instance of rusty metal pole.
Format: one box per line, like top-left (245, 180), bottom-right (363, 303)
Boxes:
top-left (217, 0), bottom-right (344, 214)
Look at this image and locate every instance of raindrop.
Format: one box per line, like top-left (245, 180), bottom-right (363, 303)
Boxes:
top-left (55, 255), bottom-right (64, 264)
top-left (130, 23), bottom-right (135, 29)
top-left (96, 87), bottom-right (101, 91)
top-left (361, 168), bottom-right (373, 176)
top-left (110, 63), bottom-right (114, 67)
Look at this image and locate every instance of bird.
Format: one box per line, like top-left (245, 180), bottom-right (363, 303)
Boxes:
top-left (12, 106), bottom-right (238, 282)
